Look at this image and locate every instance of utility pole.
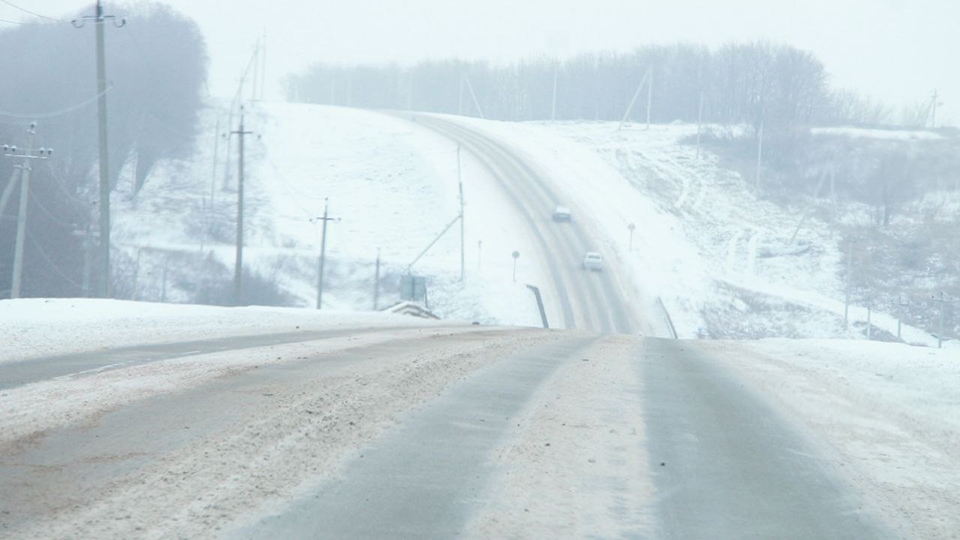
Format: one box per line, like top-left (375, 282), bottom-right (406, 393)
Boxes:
top-left (211, 114), bottom-right (220, 208)
top-left (251, 39), bottom-right (260, 102)
top-left (551, 63), bottom-right (558, 121)
top-left (628, 223), bottom-right (636, 251)
top-left (73, 1), bottom-right (125, 299)
top-left (866, 303), bottom-right (873, 341)
top-left (512, 250), bottom-right (520, 282)
top-left (260, 30), bottom-right (268, 100)
top-left (373, 248), bottom-right (380, 311)
top-left (618, 68), bottom-right (651, 131)
top-left (463, 74), bottom-right (485, 119)
top-left (161, 263), bottom-right (168, 303)
top-left (231, 109), bottom-right (253, 305)
top-left (82, 225), bottom-right (93, 297)
top-left (930, 89), bottom-right (941, 128)
top-left (458, 73), bottom-right (465, 116)
top-left (477, 240), bottom-right (482, 270)
top-left (458, 144), bottom-right (465, 281)
top-left (2, 124), bottom-right (51, 299)
top-left (896, 296), bottom-right (910, 341)
top-left (844, 240), bottom-right (853, 328)
top-left (646, 66), bottom-right (654, 130)
top-left (313, 198), bottom-right (338, 309)
top-left (933, 292), bottom-right (950, 349)
top-left (755, 120), bottom-right (765, 194)
top-left (696, 90), bottom-right (704, 159)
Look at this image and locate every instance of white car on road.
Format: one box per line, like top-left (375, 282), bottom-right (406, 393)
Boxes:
top-left (552, 206), bottom-right (572, 222)
top-left (582, 252), bottom-right (604, 271)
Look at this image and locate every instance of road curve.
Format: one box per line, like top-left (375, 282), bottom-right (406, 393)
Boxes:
top-left (404, 113), bottom-right (643, 335)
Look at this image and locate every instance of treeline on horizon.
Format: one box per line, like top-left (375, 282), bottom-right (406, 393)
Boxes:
top-left (286, 42), bottom-right (900, 130)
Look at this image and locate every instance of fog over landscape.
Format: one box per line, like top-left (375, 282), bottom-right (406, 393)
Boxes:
top-left (1, 2), bottom-right (958, 539)
top-left (15, 0), bottom-right (960, 118)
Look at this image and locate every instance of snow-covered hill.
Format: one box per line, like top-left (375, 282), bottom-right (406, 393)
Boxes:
top-left (110, 101), bottom-right (549, 327)
top-left (473, 119), bottom-right (955, 346)
top-left (110, 101), bottom-right (955, 346)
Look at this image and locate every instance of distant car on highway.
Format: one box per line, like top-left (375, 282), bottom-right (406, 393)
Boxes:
top-left (582, 252), bottom-right (604, 271)
top-left (552, 206), bottom-right (572, 222)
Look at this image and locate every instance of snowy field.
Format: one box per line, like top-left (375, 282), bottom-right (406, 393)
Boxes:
top-left (698, 339), bottom-right (960, 539)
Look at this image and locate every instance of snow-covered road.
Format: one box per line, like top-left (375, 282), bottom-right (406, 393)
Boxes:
top-left (408, 113), bottom-right (666, 337)
top-left (4, 300), bottom-right (950, 538)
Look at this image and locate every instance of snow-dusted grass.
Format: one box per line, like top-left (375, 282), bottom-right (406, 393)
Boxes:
top-left (698, 338), bottom-right (960, 539)
top-left (811, 126), bottom-right (945, 141)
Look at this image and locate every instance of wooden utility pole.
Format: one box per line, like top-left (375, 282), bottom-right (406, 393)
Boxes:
top-left (458, 144), bottom-right (465, 282)
top-left (933, 292), bottom-right (951, 349)
top-left (2, 124), bottom-right (51, 299)
top-left (551, 64), bottom-right (558, 121)
top-left (232, 110), bottom-right (253, 305)
top-left (618, 68), bottom-right (651, 131)
top-left (646, 66), bottom-right (654, 130)
top-left (73, 1), bottom-right (124, 298)
top-left (314, 198), bottom-right (338, 310)
top-left (755, 120), bottom-right (765, 193)
top-left (373, 248), bottom-right (381, 311)
top-left (696, 91), bottom-right (704, 159)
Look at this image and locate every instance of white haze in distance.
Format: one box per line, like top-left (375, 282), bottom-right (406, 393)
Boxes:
top-left (15, 0), bottom-right (960, 124)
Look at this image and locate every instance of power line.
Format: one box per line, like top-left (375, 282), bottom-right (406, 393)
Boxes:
top-left (26, 228), bottom-right (84, 289)
top-left (40, 160), bottom-right (97, 208)
top-left (29, 190), bottom-right (83, 229)
top-left (73, 0), bottom-right (126, 299)
top-left (0, 83), bottom-right (113, 120)
top-left (0, 0), bottom-right (57, 21)
top-left (0, 16), bottom-right (25, 24)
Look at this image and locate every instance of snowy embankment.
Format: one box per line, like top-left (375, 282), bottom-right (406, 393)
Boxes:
top-left (0, 297), bottom-right (455, 364)
top-left (699, 339), bottom-right (960, 540)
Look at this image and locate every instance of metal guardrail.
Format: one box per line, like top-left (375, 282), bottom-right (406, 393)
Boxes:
top-left (383, 301), bottom-right (440, 320)
top-left (526, 284), bottom-right (549, 329)
top-left (657, 296), bottom-right (678, 339)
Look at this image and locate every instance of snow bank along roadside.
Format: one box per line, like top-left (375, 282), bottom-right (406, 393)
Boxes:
top-left (697, 339), bottom-right (960, 540)
top-left (463, 335), bottom-right (653, 538)
top-left (5, 329), bottom-right (563, 539)
top-left (0, 325), bottom-right (488, 451)
top-left (0, 298), bottom-right (459, 364)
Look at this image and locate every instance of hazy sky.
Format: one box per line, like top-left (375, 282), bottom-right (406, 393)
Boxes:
top-left (11, 1), bottom-right (959, 123)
